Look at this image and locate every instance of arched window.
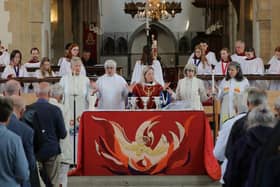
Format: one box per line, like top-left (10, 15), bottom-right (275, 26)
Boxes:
top-left (116, 37), bottom-right (128, 55)
top-left (103, 37), bottom-right (115, 55)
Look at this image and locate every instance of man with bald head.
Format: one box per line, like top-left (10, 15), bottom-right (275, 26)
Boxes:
top-left (22, 82), bottom-right (67, 187)
top-left (231, 40), bottom-right (246, 70)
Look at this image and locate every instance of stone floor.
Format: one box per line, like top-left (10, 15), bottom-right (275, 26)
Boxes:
top-left (68, 176), bottom-right (221, 187)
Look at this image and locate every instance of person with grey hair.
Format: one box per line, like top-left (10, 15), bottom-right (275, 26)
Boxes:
top-left (59, 57), bottom-right (90, 164)
top-left (224, 104), bottom-right (276, 187)
top-left (175, 63), bottom-right (209, 110)
top-left (92, 59), bottom-right (129, 109)
top-left (22, 82), bottom-right (67, 187)
top-left (49, 84), bottom-right (72, 187)
top-left (3, 79), bottom-right (21, 96)
top-left (225, 87), bottom-right (267, 159)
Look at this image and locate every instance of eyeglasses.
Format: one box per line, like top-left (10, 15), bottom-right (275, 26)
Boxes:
top-left (186, 69), bottom-right (194, 72)
top-left (106, 67), bottom-right (114, 69)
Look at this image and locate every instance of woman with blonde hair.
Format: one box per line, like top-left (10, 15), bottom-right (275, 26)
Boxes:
top-left (175, 63), bottom-right (209, 110)
top-left (188, 44), bottom-right (211, 75)
top-left (34, 57), bottom-right (55, 78)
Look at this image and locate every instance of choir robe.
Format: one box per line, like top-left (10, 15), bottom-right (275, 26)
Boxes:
top-left (132, 83), bottom-right (169, 109)
top-left (0, 51), bottom-right (10, 66)
top-left (59, 57), bottom-right (86, 76)
top-left (218, 78), bottom-right (249, 124)
top-left (131, 60), bottom-right (164, 86)
top-left (242, 57), bottom-right (266, 89)
top-left (267, 56), bottom-right (280, 90)
top-left (231, 53), bottom-right (246, 70)
top-left (187, 51), bottom-right (218, 66)
top-left (175, 76), bottom-right (208, 110)
top-left (96, 74), bottom-right (128, 109)
top-left (215, 61), bottom-right (230, 75)
top-left (1, 65), bottom-right (30, 92)
top-left (34, 69), bottom-right (56, 78)
top-left (59, 73), bottom-right (90, 163)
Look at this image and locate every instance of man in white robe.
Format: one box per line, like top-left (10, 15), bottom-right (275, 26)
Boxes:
top-left (59, 57), bottom-right (90, 163)
top-left (231, 40), bottom-right (247, 70)
top-left (93, 59), bottom-right (128, 110)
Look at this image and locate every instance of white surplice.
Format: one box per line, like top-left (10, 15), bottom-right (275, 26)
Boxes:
top-left (59, 58), bottom-right (86, 76)
top-left (218, 78), bottom-right (249, 124)
top-left (215, 61), bottom-right (230, 75)
top-left (231, 53), bottom-right (246, 70)
top-left (0, 51), bottom-right (10, 66)
top-left (34, 69), bottom-right (56, 78)
top-left (187, 51), bottom-right (218, 66)
top-left (267, 56), bottom-right (280, 90)
top-left (175, 76), bottom-right (208, 110)
top-left (130, 60), bottom-right (164, 86)
top-left (1, 65), bottom-right (29, 78)
top-left (96, 74), bottom-right (128, 110)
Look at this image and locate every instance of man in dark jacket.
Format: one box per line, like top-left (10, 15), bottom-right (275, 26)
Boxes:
top-left (22, 82), bottom-right (67, 187)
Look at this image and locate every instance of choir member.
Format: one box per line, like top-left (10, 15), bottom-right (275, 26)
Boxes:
top-left (130, 66), bottom-right (171, 109)
top-left (24, 47), bottom-right (40, 68)
top-left (218, 61), bottom-right (249, 124)
top-left (93, 59), bottom-right (128, 109)
top-left (267, 46), bottom-right (280, 90)
top-left (59, 43), bottom-right (86, 76)
top-left (231, 40), bottom-right (246, 68)
top-left (0, 45), bottom-right (10, 67)
top-left (34, 57), bottom-right (55, 78)
top-left (215, 48), bottom-right (232, 76)
top-left (57, 42), bottom-right (72, 66)
top-left (187, 39), bottom-right (218, 67)
top-left (131, 45), bottom-right (164, 86)
top-left (175, 63), bottom-right (209, 110)
top-left (188, 44), bottom-right (212, 75)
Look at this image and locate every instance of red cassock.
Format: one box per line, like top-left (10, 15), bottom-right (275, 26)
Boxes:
top-left (132, 83), bottom-right (163, 109)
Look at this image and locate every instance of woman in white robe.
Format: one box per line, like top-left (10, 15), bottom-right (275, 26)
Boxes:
top-left (131, 45), bottom-right (164, 86)
top-left (218, 62), bottom-right (249, 124)
top-left (267, 46), bottom-right (280, 90)
top-left (59, 43), bottom-right (86, 76)
top-left (215, 48), bottom-right (232, 76)
top-left (34, 57), bottom-right (56, 78)
top-left (242, 47), bottom-right (266, 89)
top-left (175, 63), bottom-right (209, 110)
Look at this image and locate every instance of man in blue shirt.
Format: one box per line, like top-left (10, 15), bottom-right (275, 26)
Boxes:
top-left (0, 97), bottom-right (29, 187)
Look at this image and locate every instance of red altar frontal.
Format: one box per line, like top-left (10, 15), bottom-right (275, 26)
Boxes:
top-left (71, 111), bottom-right (221, 180)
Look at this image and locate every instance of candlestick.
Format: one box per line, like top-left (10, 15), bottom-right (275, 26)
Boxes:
top-left (212, 69), bottom-right (215, 94)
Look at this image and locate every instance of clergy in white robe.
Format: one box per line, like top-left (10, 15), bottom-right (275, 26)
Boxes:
top-left (94, 59), bottom-right (128, 110)
top-left (131, 46), bottom-right (164, 86)
top-left (267, 47), bottom-right (280, 90)
top-left (218, 62), bottom-right (249, 124)
top-left (59, 57), bottom-right (90, 149)
top-left (175, 63), bottom-right (209, 110)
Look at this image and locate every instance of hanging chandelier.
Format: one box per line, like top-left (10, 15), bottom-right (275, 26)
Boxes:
top-left (124, 0), bottom-right (182, 21)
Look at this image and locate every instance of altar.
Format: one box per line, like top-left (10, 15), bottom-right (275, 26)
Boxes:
top-left (71, 110), bottom-right (221, 180)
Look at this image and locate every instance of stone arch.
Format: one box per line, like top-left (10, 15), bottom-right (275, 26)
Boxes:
top-left (116, 37), bottom-right (128, 55)
top-left (103, 37), bottom-right (115, 55)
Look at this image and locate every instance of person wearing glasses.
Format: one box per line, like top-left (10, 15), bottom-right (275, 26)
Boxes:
top-left (59, 43), bottom-right (86, 76)
top-left (175, 63), bottom-right (209, 110)
top-left (91, 59), bottom-right (129, 109)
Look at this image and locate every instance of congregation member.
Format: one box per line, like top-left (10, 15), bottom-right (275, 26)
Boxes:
top-left (22, 82), bottom-right (67, 187)
top-left (59, 57), bottom-right (90, 156)
top-left (267, 46), bottom-right (280, 90)
top-left (3, 79), bottom-right (22, 96)
top-left (215, 48), bottom-right (232, 75)
top-left (50, 84), bottom-right (72, 187)
top-left (231, 40), bottom-right (246, 67)
top-left (225, 88), bottom-right (268, 163)
top-left (0, 97), bottom-right (29, 187)
top-left (1, 49), bottom-right (28, 79)
top-left (92, 59), bottom-right (128, 109)
top-left (25, 47), bottom-right (40, 68)
top-left (130, 66), bottom-right (171, 109)
top-left (218, 61), bottom-right (249, 124)
top-left (175, 63), bottom-right (209, 110)
top-left (274, 96), bottom-right (280, 119)
top-left (223, 104), bottom-right (276, 187)
top-left (34, 57), bottom-right (56, 78)
top-left (131, 45), bottom-right (164, 86)
top-left (214, 95), bottom-right (248, 184)
top-left (59, 43), bottom-right (86, 76)
top-left (81, 48), bottom-right (96, 67)
top-left (188, 40), bottom-right (218, 67)
top-left (187, 44), bottom-right (212, 75)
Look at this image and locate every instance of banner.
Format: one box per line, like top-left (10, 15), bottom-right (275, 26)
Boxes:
top-left (71, 111), bottom-right (220, 180)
